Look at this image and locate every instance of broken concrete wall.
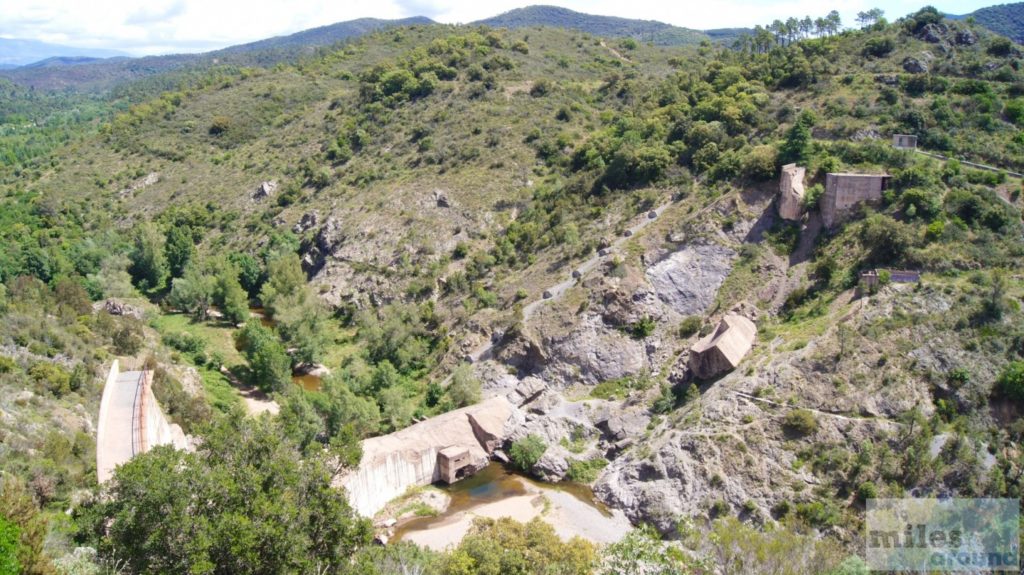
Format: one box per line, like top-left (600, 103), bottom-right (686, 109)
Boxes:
top-left (339, 397), bottom-right (518, 517)
top-left (821, 173), bottom-right (890, 228)
top-left (777, 164), bottom-right (806, 221)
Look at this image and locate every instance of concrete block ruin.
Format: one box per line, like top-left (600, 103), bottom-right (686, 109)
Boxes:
top-left (688, 314), bottom-right (756, 380)
top-left (777, 163), bottom-right (806, 221)
top-left (892, 134), bottom-right (918, 150)
top-left (339, 396), bottom-right (519, 517)
top-left (96, 360), bottom-right (189, 483)
top-left (821, 173), bottom-right (891, 228)
top-left (858, 269), bottom-right (921, 295)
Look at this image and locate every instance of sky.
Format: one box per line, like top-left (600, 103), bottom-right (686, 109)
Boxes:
top-left (0, 0), bottom-right (999, 56)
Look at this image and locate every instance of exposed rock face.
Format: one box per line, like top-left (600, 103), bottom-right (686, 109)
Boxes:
top-left (541, 315), bottom-right (647, 386)
top-left (902, 57), bottom-right (928, 74)
top-left (301, 216), bottom-right (345, 274)
top-left (918, 23), bottom-right (947, 44)
top-left (688, 314), bottom-right (756, 380)
top-left (955, 30), bottom-right (977, 46)
top-left (252, 180), bottom-right (278, 200)
top-left (95, 299), bottom-right (144, 320)
top-left (118, 172), bottom-right (159, 198)
top-left (645, 244), bottom-right (736, 316)
top-left (292, 211), bottom-right (319, 234)
top-left (777, 164), bottom-right (806, 221)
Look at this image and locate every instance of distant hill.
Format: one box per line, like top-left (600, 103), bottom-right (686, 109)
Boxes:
top-left (473, 5), bottom-right (708, 45)
top-left (0, 17), bottom-right (434, 91)
top-left (216, 16), bottom-right (434, 54)
top-left (0, 38), bottom-right (129, 68)
top-left (950, 2), bottom-right (1024, 44)
top-left (20, 56), bottom-right (118, 69)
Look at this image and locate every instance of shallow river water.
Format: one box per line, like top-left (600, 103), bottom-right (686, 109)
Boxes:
top-left (393, 463), bottom-right (632, 550)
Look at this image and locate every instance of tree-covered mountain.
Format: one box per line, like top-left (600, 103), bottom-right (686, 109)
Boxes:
top-left (1, 6), bottom-right (1023, 574)
top-left (951, 2), bottom-right (1024, 44)
top-left (0, 37), bottom-right (129, 68)
top-left (0, 16), bottom-right (435, 91)
top-left (473, 5), bottom-right (708, 45)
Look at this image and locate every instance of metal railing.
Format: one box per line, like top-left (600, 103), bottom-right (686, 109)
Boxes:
top-left (129, 370), bottom-right (148, 456)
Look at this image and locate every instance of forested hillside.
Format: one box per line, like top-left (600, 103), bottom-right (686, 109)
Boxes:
top-left (0, 6), bottom-right (1022, 574)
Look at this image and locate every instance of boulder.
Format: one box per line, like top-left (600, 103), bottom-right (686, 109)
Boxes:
top-left (955, 29), bottom-right (977, 46)
top-left (918, 23), bottom-right (947, 44)
top-left (96, 299), bottom-right (144, 320)
top-left (252, 180), bottom-right (278, 200)
top-left (533, 447), bottom-right (571, 482)
top-left (433, 189), bottom-right (451, 208)
top-left (902, 57), bottom-right (928, 74)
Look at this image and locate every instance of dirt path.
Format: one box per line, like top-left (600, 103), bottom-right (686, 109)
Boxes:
top-left (599, 40), bottom-right (631, 63)
top-left (219, 366), bottom-right (280, 416)
top-left (732, 390), bottom-right (900, 425)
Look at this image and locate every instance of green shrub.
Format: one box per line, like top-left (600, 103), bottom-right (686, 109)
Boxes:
top-left (0, 516), bottom-right (20, 575)
top-left (566, 457), bottom-right (608, 483)
top-left (29, 362), bottom-right (72, 397)
top-left (996, 361), bottom-right (1024, 402)
top-left (509, 435), bottom-right (546, 473)
top-left (630, 316), bottom-right (656, 339)
top-left (856, 481), bottom-right (878, 502)
top-left (678, 316), bottom-right (702, 338)
top-left (782, 409), bottom-right (818, 436)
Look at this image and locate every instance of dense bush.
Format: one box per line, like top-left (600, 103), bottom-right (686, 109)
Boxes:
top-left (783, 409), bottom-right (818, 435)
top-left (509, 434), bottom-right (547, 473)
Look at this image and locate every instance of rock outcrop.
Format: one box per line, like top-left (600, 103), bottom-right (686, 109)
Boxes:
top-left (688, 314), bottom-right (756, 380)
top-left (777, 163), bottom-right (806, 221)
top-left (902, 57), bottom-right (928, 74)
top-left (252, 180), bottom-right (278, 201)
top-left (645, 244), bottom-right (736, 316)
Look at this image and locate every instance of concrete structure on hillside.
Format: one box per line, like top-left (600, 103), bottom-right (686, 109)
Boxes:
top-left (858, 269), bottom-right (921, 295)
top-left (892, 134), bottom-right (918, 150)
top-left (339, 396), bottom-right (520, 517)
top-left (821, 173), bottom-right (891, 228)
top-left (777, 163), bottom-right (806, 221)
top-left (688, 314), bottom-right (756, 380)
top-left (96, 360), bottom-right (189, 483)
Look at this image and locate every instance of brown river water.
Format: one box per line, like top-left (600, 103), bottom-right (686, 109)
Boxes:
top-left (393, 463), bottom-right (631, 550)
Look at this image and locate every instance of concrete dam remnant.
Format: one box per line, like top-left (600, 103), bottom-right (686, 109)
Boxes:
top-left (821, 172), bottom-right (891, 228)
top-left (96, 360), bottom-right (190, 484)
top-left (688, 314), bottom-right (756, 380)
top-left (340, 396), bottom-right (520, 517)
top-left (777, 163), bottom-right (806, 221)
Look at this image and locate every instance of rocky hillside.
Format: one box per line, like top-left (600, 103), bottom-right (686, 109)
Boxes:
top-left (1, 6), bottom-right (1023, 572)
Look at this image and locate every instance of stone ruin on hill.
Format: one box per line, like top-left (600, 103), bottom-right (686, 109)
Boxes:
top-left (821, 172), bottom-right (891, 228)
top-left (777, 163), bottom-right (806, 221)
top-left (688, 314), bottom-right (756, 380)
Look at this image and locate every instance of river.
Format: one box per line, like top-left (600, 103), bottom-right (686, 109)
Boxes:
top-left (392, 463), bottom-right (632, 551)
top-left (249, 307), bottom-right (323, 391)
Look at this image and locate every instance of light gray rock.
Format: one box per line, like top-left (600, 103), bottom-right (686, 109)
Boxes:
top-left (902, 57), bottom-right (928, 74)
top-left (541, 315), bottom-right (646, 386)
top-left (252, 180), bottom-right (278, 200)
top-left (645, 243), bottom-right (736, 316)
top-left (293, 211), bottom-right (319, 234)
top-left (533, 446), bottom-right (572, 481)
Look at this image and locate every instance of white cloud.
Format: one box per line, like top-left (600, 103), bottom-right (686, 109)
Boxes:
top-left (0, 0), bottom-right (995, 56)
